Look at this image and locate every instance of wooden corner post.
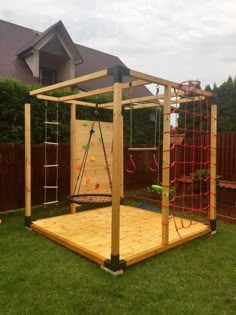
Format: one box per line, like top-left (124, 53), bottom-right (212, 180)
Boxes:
top-left (25, 100), bottom-right (31, 227)
top-left (111, 81), bottom-right (122, 256)
top-left (210, 104), bottom-right (217, 233)
top-left (70, 103), bottom-right (77, 214)
top-left (104, 66), bottom-right (129, 273)
top-left (162, 85), bottom-right (171, 246)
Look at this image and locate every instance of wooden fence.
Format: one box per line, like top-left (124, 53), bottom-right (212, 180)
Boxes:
top-left (0, 132), bottom-right (235, 212)
top-left (0, 143), bottom-right (70, 212)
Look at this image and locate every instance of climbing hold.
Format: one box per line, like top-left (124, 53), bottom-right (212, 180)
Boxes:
top-left (86, 178), bottom-right (91, 184)
top-left (99, 136), bottom-right (103, 141)
top-left (83, 143), bottom-right (88, 149)
top-left (90, 156), bottom-right (96, 161)
top-left (82, 121), bottom-right (88, 126)
top-left (76, 163), bottom-right (81, 170)
top-left (95, 183), bottom-right (100, 190)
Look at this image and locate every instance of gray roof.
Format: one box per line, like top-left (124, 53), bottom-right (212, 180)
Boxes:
top-left (0, 19), bottom-right (151, 97)
top-left (0, 19), bottom-right (38, 84)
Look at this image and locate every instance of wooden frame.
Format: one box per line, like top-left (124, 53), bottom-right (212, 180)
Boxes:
top-left (24, 65), bottom-right (217, 273)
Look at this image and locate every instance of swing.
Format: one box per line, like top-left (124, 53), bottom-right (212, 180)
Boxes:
top-left (67, 109), bottom-right (113, 206)
top-left (125, 85), bottom-right (161, 177)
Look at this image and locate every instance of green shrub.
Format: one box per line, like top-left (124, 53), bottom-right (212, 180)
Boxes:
top-left (192, 169), bottom-right (220, 193)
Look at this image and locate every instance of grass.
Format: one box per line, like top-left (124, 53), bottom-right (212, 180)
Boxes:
top-left (0, 206), bottom-right (236, 315)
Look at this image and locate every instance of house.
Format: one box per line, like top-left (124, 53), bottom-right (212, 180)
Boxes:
top-left (0, 19), bottom-right (151, 97)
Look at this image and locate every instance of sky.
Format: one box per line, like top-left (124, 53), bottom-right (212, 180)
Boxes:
top-left (1, 0), bottom-right (236, 88)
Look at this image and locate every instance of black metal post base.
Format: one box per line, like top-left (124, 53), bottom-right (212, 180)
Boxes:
top-left (104, 254), bottom-right (126, 272)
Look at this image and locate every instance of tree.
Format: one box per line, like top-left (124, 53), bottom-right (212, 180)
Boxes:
top-left (0, 79), bottom-right (114, 144)
top-left (216, 76), bottom-right (236, 132)
top-left (0, 79), bottom-right (27, 142)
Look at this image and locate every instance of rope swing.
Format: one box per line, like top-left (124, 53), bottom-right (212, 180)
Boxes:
top-left (125, 83), bottom-right (136, 174)
top-left (149, 85), bottom-right (160, 174)
top-left (125, 84), bottom-right (161, 177)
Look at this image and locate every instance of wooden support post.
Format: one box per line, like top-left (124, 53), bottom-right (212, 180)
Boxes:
top-left (210, 105), bottom-right (217, 233)
top-left (120, 117), bottom-right (124, 199)
top-left (161, 85), bottom-right (171, 246)
top-left (111, 82), bottom-right (123, 256)
top-left (25, 102), bottom-right (31, 227)
top-left (70, 103), bottom-right (77, 214)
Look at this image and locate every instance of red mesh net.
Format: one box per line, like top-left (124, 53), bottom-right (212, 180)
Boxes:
top-left (165, 88), bottom-right (213, 237)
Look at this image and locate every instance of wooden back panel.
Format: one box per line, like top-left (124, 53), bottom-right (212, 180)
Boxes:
top-left (75, 120), bottom-right (113, 194)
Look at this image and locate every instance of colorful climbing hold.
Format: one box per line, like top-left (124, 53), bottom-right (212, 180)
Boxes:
top-left (83, 143), bottom-right (88, 149)
top-left (86, 178), bottom-right (91, 184)
top-left (95, 183), bottom-right (100, 190)
top-left (82, 121), bottom-right (88, 126)
top-left (99, 136), bottom-right (103, 141)
top-left (76, 164), bottom-right (81, 170)
top-left (90, 156), bottom-right (96, 161)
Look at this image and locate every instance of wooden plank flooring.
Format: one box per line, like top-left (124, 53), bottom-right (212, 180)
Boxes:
top-left (31, 205), bottom-right (209, 267)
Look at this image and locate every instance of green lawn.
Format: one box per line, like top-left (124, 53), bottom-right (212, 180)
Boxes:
top-left (0, 207), bottom-right (236, 315)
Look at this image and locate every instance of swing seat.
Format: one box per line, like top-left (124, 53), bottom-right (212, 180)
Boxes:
top-left (67, 193), bottom-right (112, 206)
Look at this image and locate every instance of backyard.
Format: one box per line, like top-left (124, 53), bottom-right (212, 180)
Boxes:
top-left (0, 206), bottom-right (235, 315)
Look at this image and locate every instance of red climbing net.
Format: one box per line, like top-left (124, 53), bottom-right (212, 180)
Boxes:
top-left (165, 86), bottom-right (212, 238)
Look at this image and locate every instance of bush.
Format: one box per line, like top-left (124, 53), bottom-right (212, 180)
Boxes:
top-left (192, 169), bottom-right (220, 193)
top-left (0, 78), bottom-right (113, 144)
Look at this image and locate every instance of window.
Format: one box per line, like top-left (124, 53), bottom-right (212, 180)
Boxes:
top-left (40, 68), bottom-right (56, 85)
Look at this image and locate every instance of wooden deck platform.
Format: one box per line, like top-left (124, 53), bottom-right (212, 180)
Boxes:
top-left (31, 205), bottom-right (209, 268)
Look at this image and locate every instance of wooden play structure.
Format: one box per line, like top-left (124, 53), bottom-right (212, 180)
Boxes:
top-left (25, 65), bottom-right (217, 274)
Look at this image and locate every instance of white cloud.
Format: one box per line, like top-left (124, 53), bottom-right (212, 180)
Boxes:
top-left (1, 0), bottom-right (236, 87)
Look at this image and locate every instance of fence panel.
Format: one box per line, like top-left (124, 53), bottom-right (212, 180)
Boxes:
top-left (0, 132), bottom-right (235, 211)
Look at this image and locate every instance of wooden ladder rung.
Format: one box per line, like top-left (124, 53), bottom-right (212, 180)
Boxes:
top-left (44, 164), bottom-right (59, 168)
top-left (44, 186), bottom-right (58, 189)
top-left (44, 121), bottom-right (59, 125)
top-left (44, 142), bottom-right (59, 145)
top-left (43, 200), bottom-right (58, 205)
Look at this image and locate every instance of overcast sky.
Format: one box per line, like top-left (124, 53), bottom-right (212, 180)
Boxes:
top-left (1, 0), bottom-right (236, 88)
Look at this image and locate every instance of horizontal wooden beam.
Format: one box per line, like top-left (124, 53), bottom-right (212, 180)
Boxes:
top-left (59, 86), bottom-right (114, 102)
top-left (101, 91), bottom-right (187, 108)
top-left (60, 78), bottom-right (149, 103)
top-left (101, 95), bottom-right (159, 108)
top-left (30, 69), bottom-right (108, 96)
top-left (170, 95), bottom-right (205, 105)
top-left (124, 103), bottom-right (163, 110)
top-left (122, 79), bottom-right (149, 89)
top-left (130, 69), bottom-right (179, 89)
top-left (36, 95), bottom-right (97, 107)
top-left (71, 100), bottom-right (97, 107)
top-left (36, 95), bottom-right (60, 102)
top-left (123, 95), bottom-right (205, 110)
top-left (130, 69), bottom-right (212, 97)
